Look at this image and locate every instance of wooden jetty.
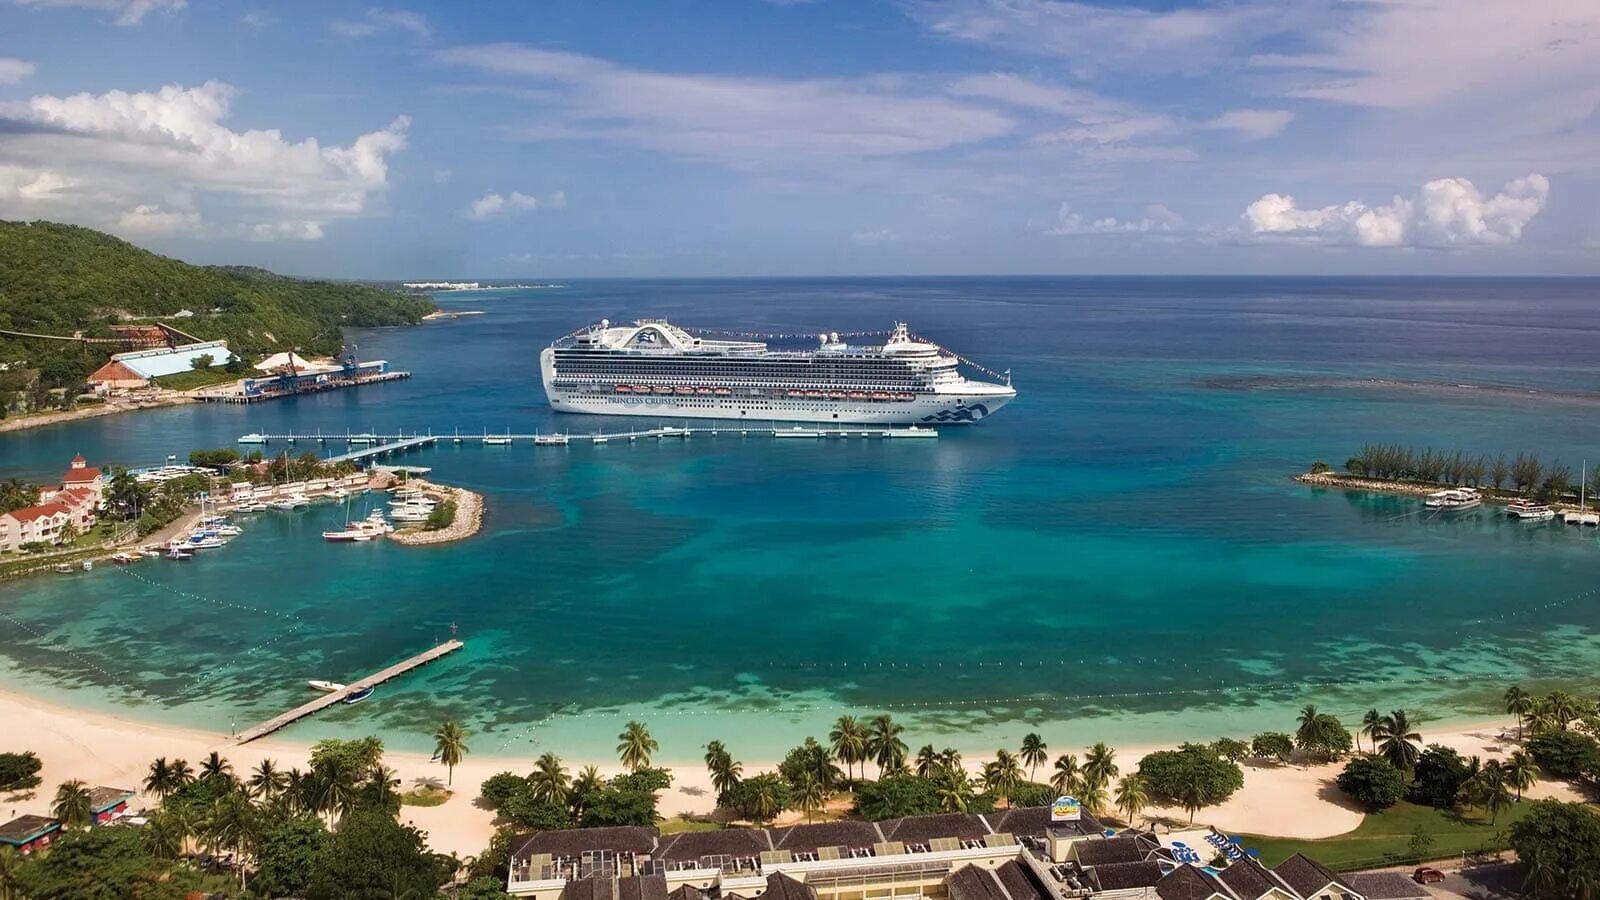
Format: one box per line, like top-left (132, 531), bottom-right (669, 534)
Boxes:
top-left (232, 639), bottom-right (464, 744)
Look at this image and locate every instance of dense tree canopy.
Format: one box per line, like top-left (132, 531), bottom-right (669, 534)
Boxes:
top-left (304, 810), bottom-right (453, 900)
top-left (254, 814), bottom-right (330, 898)
top-left (1526, 731), bottom-right (1600, 781)
top-left (1407, 745), bottom-right (1474, 808)
top-left (852, 773), bottom-right (942, 821)
top-left (1509, 801), bottom-right (1600, 899)
top-left (1336, 756), bottom-right (1405, 811)
top-left (1137, 744), bottom-right (1245, 821)
top-left (0, 751), bottom-right (42, 792)
top-left (0, 220), bottom-right (434, 402)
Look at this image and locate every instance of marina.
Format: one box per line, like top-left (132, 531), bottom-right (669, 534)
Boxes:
top-left (231, 639), bottom-right (465, 744)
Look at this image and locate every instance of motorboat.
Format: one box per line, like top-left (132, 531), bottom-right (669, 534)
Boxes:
top-left (54, 563), bottom-right (74, 574)
top-left (323, 527), bottom-right (375, 542)
top-left (482, 435), bottom-right (512, 445)
top-left (533, 434), bottom-right (569, 446)
top-left (342, 686), bottom-right (374, 704)
top-left (1424, 488), bottom-right (1481, 511)
top-left (1506, 498), bottom-right (1556, 521)
top-left (308, 680), bottom-right (347, 692)
top-left (165, 548), bottom-right (193, 560)
top-left (81, 559), bottom-right (93, 572)
top-left (110, 552), bottom-right (138, 564)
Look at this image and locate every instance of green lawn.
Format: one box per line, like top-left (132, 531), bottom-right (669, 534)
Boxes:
top-left (152, 366), bottom-right (243, 391)
top-left (658, 817), bottom-right (724, 834)
top-left (1239, 801), bottom-right (1530, 871)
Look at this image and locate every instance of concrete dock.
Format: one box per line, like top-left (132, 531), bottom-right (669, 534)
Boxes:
top-left (232, 639), bottom-right (464, 744)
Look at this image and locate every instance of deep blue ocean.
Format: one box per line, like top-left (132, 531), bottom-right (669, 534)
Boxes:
top-left (3, 276), bottom-right (1600, 761)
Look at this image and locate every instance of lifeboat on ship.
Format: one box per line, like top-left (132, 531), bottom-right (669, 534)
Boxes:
top-left (615, 385), bottom-right (632, 393)
top-left (805, 390), bottom-right (825, 399)
top-left (787, 390), bottom-right (805, 398)
top-left (714, 387), bottom-right (732, 396)
top-left (653, 386), bottom-right (674, 395)
top-left (870, 392), bottom-right (892, 401)
top-left (827, 391), bottom-right (847, 399)
top-left (895, 393), bottom-right (915, 401)
top-left (695, 387), bottom-right (715, 395)
top-left (675, 386), bottom-right (696, 395)
top-left (848, 391), bottom-right (868, 399)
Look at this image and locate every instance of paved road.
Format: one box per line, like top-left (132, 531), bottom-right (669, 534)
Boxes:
top-left (1428, 863), bottom-right (1523, 900)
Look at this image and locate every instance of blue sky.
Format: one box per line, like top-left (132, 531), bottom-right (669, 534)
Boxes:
top-left (1, 0), bottom-right (1597, 277)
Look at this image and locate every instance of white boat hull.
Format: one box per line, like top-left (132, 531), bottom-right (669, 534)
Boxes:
top-left (543, 385), bottom-right (1013, 425)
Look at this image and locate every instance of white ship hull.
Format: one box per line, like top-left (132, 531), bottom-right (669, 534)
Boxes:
top-left (545, 387), bottom-right (1012, 425)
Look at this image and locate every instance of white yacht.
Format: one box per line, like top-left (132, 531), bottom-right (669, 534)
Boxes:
top-left (1424, 488), bottom-right (1481, 511)
top-left (541, 320), bottom-right (1015, 424)
top-left (1506, 498), bottom-right (1556, 521)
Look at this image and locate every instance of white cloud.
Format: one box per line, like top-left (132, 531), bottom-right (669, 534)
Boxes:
top-left (1243, 174), bottom-right (1550, 247)
top-left (9, 0), bottom-right (185, 26)
top-left (1047, 202), bottom-right (1183, 235)
top-left (330, 7), bottom-right (431, 40)
top-left (436, 44), bottom-right (1014, 168)
top-left (467, 189), bottom-right (563, 220)
top-left (115, 203), bottom-right (198, 235)
top-left (1206, 108), bottom-right (1293, 140)
top-left (906, 0), bottom-right (1280, 74)
top-left (0, 58), bottom-right (36, 85)
top-left (0, 80), bottom-right (409, 241)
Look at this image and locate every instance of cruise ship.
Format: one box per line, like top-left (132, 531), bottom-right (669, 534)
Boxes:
top-left (539, 320), bottom-right (1016, 424)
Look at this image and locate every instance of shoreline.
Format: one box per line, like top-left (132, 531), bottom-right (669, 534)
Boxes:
top-left (0, 393), bottom-right (196, 435)
top-left (388, 480), bottom-right (485, 546)
top-left (1, 682), bottom-right (1583, 859)
top-left (1295, 470), bottom-right (1597, 513)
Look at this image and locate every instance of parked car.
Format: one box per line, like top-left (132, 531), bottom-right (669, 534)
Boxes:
top-left (1413, 867), bottom-right (1446, 884)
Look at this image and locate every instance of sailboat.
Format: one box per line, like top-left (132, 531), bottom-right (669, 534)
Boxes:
top-left (1565, 460), bottom-right (1600, 526)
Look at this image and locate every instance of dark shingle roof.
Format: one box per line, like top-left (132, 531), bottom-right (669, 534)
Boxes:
top-left (762, 873), bottom-right (818, 900)
top-left (511, 825), bottom-right (659, 860)
top-left (947, 865), bottom-right (1008, 900)
top-left (878, 812), bottom-right (990, 843)
top-left (1272, 853), bottom-right (1350, 898)
top-left (1091, 861), bottom-right (1166, 891)
top-left (1346, 872), bottom-right (1432, 900)
top-left (992, 860), bottom-right (1052, 900)
top-left (1218, 858), bottom-right (1282, 900)
top-left (668, 886), bottom-right (709, 900)
top-left (1074, 835), bottom-right (1158, 866)
top-left (654, 829), bottom-right (771, 861)
top-left (617, 874), bottom-right (670, 900)
top-left (981, 806), bottom-right (1061, 838)
top-left (1156, 866), bottom-right (1232, 900)
top-left (0, 815), bottom-right (59, 844)
top-left (560, 875), bottom-right (615, 900)
top-left (768, 821), bottom-right (881, 852)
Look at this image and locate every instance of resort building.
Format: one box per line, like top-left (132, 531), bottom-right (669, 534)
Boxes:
top-left (0, 815), bottom-right (61, 855)
top-left (504, 810), bottom-right (1426, 900)
top-left (0, 455), bottom-right (104, 553)
top-left (88, 786), bottom-right (135, 825)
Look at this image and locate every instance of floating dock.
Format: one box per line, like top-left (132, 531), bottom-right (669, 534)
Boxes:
top-left (237, 425), bottom-right (938, 448)
top-left (232, 639), bottom-right (464, 744)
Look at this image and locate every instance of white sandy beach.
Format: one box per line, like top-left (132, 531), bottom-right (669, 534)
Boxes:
top-left (1, 687), bottom-right (1584, 859)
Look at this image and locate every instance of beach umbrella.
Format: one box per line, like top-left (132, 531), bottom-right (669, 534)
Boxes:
top-left (1171, 841), bottom-right (1187, 848)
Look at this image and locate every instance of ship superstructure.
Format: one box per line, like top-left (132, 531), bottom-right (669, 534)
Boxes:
top-left (539, 320), bottom-right (1015, 424)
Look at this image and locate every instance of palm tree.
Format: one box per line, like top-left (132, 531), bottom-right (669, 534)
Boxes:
top-left (1115, 774), bottom-right (1149, 826)
top-left (434, 720), bottom-right (469, 786)
top-left (170, 758), bottom-right (195, 789)
top-left (1546, 690), bottom-right (1582, 731)
top-left (936, 768), bottom-right (975, 813)
top-left (247, 759), bottom-right (287, 801)
top-left (145, 757), bottom-right (183, 801)
top-left (363, 765), bottom-right (403, 815)
top-left (1468, 761), bottom-right (1513, 825)
top-left (795, 773), bottom-right (826, 823)
top-left (1078, 780), bottom-right (1110, 817)
top-left (206, 790), bottom-right (260, 891)
top-left (751, 777), bottom-right (782, 822)
top-left (142, 810), bottom-right (187, 860)
top-left (1359, 709), bottom-right (1382, 755)
top-left (1505, 750), bottom-right (1539, 801)
top-left (1084, 743), bottom-right (1119, 791)
top-left (868, 714), bottom-right (907, 778)
top-left (200, 751), bottom-right (233, 783)
top-left (52, 779), bottom-right (93, 829)
top-left (530, 752), bottom-right (570, 805)
top-left (1526, 697), bottom-right (1562, 735)
top-left (0, 845), bottom-right (20, 900)
top-left (617, 721), bottom-right (659, 770)
top-left (1504, 685), bottom-right (1532, 739)
top-left (1020, 733), bottom-right (1048, 783)
top-left (914, 744), bottom-right (940, 778)
top-left (1050, 754), bottom-right (1081, 796)
top-left (705, 741), bottom-right (742, 797)
top-left (829, 716), bottom-right (867, 782)
top-left (938, 748), bottom-right (963, 775)
top-left (281, 768), bottom-right (309, 816)
top-left (1372, 710), bottom-right (1423, 773)
top-left (570, 765), bottom-right (603, 821)
top-left (307, 764), bottom-right (357, 828)
top-left (984, 750), bottom-right (1024, 808)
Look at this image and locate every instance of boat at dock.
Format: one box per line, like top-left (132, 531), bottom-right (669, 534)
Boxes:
top-left (342, 686), bottom-right (375, 704)
top-left (1506, 498), bottom-right (1556, 521)
top-left (308, 680), bottom-right (347, 692)
top-left (533, 433), bottom-right (569, 446)
top-left (1424, 488), bottom-right (1481, 511)
top-left (165, 548), bottom-right (194, 560)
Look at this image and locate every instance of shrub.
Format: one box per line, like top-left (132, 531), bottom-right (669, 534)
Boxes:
top-left (1211, 738), bottom-right (1250, 763)
top-left (1309, 461), bottom-right (1332, 475)
top-left (0, 751), bottom-right (43, 792)
top-left (1250, 732), bottom-right (1294, 763)
top-left (1335, 756), bottom-right (1404, 811)
top-left (1407, 745), bottom-right (1473, 808)
top-left (1007, 781), bottom-right (1055, 809)
top-left (852, 774), bottom-right (941, 821)
top-left (1527, 730), bottom-right (1600, 781)
top-left (479, 772), bottom-right (529, 809)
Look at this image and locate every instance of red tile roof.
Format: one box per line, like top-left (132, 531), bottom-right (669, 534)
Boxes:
top-left (62, 467), bottom-right (102, 483)
top-left (5, 503), bottom-right (70, 522)
top-left (87, 360), bottom-right (148, 384)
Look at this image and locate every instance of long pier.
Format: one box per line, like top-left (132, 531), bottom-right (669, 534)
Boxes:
top-left (238, 425), bottom-right (939, 448)
top-left (233, 639), bottom-right (464, 744)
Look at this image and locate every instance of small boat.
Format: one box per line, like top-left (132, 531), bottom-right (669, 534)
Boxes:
top-left (827, 391), bottom-right (848, 399)
top-left (185, 536), bottom-right (226, 550)
top-left (696, 387), bottom-right (715, 395)
top-left (615, 385), bottom-right (633, 393)
top-left (848, 391), bottom-right (868, 399)
top-left (591, 435), bottom-right (610, 444)
top-left (653, 386), bottom-right (673, 395)
top-left (215, 525), bottom-right (243, 536)
top-left (533, 434), bottom-right (569, 446)
top-left (482, 436), bottom-right (512, 445)
top-left (714, 387), bottom-right (732, 396)
top-left (323, 528), bottom-right (373, 542)
top-left (342, 686), bottom-right (374, 704)
top-left (165, 548), bottom-right (193, 560)
top-left (81, 559), bottom-right (93, 572)
top-left (1506, 498), bottom-right (1555, 521)
top-left (110, 552), bottom-right (136, 564)
top-left (308, 680), bottom-right (347, 692)
top-left (895, 393), bottom-right (916, 401)
top-left (347, 433), bottom-right (379, 445)
top-left (237, 433), bottom-right (268, 444)
top-left (870, 392), bottom-right (892, 401)
top-left (54, 563), bottom-right (74, 574)
top-left (675, 386), bottom-right (696, 395)
top-left (805, 390), bottom-right (825, 399)
top-left (1424, 488), bottom-right (1481, 511)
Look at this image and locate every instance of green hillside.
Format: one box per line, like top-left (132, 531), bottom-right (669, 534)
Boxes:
top-left (0, 221), bottom-right (435, 402)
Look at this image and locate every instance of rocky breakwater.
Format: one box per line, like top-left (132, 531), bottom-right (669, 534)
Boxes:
top-left (387, 480), bottom-right (484, 546)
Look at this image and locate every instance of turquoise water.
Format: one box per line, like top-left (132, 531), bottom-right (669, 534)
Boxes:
top-left (3, 277), bottom-right (1600, 762)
